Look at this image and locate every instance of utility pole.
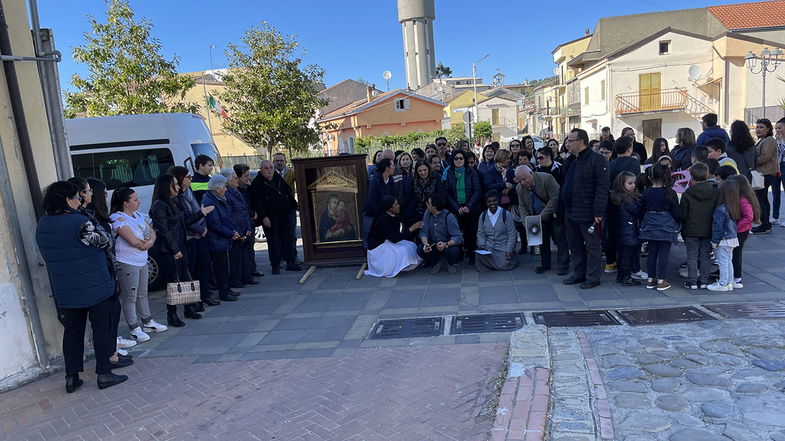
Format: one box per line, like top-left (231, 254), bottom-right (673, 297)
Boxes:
top-left (472, 54), bottom-right (490, 125)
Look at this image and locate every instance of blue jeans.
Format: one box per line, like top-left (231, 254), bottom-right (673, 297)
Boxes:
top-left (716, 245), bottom-right (734, 286)
top-left (772, 163), bottom-right (785, 220)
top-left (646, 240), bottom-right (671, 280)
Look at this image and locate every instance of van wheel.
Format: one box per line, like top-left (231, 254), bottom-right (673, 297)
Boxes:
top-left (147, 255), bottom-right (165, 291)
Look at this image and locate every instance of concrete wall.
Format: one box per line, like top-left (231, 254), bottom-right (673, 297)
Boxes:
top-left (0, 0), bottom-right (63, 386)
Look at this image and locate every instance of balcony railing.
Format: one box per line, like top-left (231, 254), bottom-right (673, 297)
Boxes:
top-left (615, 88), bottom-right (713, 119)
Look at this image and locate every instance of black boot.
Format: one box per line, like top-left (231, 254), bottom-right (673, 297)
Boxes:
top-left (167, 309), bottom-right (185, 327)
top-left (183, 304), bottom-right (203, 320)
top-left (65, 373), bottom-right (82, 393)
top-left (193, 302), bottom-right (205, 312)
top-left (97, 373), bottom-right (128, 390)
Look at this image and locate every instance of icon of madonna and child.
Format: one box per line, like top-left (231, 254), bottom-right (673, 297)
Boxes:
top-left (317, 193), bottom-right (359, 243)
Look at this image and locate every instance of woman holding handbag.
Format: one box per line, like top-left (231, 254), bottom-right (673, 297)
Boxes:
top-left (150, 174), bottom-right (214, 327)
top-left (751, 119), bottom-right (778, 234)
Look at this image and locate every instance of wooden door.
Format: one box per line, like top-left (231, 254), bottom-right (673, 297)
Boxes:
top-left (642, 119), bottom-right (662, 156)
top-left (639, 73), bottom-right (661, 111)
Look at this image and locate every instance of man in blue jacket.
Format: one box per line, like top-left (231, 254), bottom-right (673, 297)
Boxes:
top-left (560, 128), bottom-right (610, 289)
top-left (697, 113), bottom-right (729, 146)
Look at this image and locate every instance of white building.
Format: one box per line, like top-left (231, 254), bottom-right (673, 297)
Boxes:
top-left (565, 1), bottom-right (785, 150)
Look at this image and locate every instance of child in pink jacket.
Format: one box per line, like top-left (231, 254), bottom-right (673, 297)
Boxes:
top-left (727, 175), bottom-right (760, 288)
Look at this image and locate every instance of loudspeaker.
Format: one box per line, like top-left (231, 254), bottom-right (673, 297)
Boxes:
top-left (525, 215), bottom-right (543, 246)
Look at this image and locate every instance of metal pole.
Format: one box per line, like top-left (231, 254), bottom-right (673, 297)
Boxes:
top-left (204, 45), bottom-right (214, 134)
top-left (762, 67), bottom-right (767, 120)
top-left (472, 62), bottom-right (478, 124)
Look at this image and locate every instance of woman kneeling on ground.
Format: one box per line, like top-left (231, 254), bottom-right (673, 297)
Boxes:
top-left (364, 196), bottom-right (424, 278)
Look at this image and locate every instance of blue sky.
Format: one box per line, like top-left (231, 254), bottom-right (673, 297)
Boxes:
top-left (38, 0), bottom-right (744, 92)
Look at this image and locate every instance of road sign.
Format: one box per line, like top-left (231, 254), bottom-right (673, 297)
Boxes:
top-left (462, 111), bottom-right (473, 124)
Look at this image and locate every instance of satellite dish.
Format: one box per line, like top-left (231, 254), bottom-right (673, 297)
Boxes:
top-left (383, 71), bottom-right (393, 81)
top-left (688, 65), bottom-right (703, 82)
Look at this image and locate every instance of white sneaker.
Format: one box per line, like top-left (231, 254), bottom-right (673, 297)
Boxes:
top-left (707, 282), bottom-right (732, 292)
top-left (770, 217), bottom-right (780, 225)
top-left (632, 271), bottom-right (648, 280)
top-left (130, 326), bottom-right (151, 342)
top-left (780, 222), bottom-right (785, 228)
top-left (142, 319), bottom-right (168, 333)
top-left (117, 336), bottom-right (137, 349)
top-left (116, 348), bottom-right (128, 356)
top-left (732, 279), bottom-right (744, 289)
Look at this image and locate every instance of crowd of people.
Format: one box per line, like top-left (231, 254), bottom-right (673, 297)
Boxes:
top-left (35, 154), bottom-right (303, 393)
top-left (363, 115), bottom-right (785, 294)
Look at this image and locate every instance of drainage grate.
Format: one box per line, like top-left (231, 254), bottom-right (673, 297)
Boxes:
top-left (450, 313), bottom-right (525, 334)
top-left (532, 310), bottom-right (620, 327)
top-left (616, 307), bottom-right (715, 326)
top-left (370, 317), bottom-right (444, 339)
top-left (704, 302), bottom-right (785, 319)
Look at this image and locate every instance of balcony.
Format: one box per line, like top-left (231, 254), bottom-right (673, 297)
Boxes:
top-left (615, 88), bottom-right (713, 120)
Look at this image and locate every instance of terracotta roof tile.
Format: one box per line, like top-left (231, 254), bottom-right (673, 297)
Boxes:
top-left (709, 1), bottom-right (785, 30)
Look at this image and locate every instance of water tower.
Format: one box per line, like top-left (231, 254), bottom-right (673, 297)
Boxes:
top-left (397, 0), bottom-right (436, 90)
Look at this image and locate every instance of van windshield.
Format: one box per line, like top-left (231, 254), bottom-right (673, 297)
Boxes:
top-left (72, 148), bottom-right (174, 190)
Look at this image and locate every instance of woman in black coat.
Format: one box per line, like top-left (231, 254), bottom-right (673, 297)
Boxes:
top-left (149, 174), bottom-right (213, 327)
top-left (444, 150), bottom-right (482, 264)
top-left (363, 158), bottom-right (397, 248)
top-left (405, 159), bottom-right (446, 226)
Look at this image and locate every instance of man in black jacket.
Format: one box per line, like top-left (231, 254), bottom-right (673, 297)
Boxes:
top-left (250, 160), bottom-right (302, 274)
top-left (191, 155), bottom-right (214, 203)
top-left (560, 128), bottom-right (610, 289)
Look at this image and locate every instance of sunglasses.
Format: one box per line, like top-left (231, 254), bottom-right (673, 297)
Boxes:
top-left (536, 156), bottom-right (546, 161)
top-left (510, 144), bottom-right (521, 148)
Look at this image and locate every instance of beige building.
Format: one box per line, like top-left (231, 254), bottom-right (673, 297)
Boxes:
top-left (180, 70), bottom-right (257, 158)
top-left (564, 1), bottom-right (785, 150)
top-left (0, 0), bottom-right (68, 387)
top-left (552, 34), bottom-right (592, 140)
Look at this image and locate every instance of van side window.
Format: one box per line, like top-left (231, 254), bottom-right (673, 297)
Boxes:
top-left (72, 148), bottom-right (175, 190)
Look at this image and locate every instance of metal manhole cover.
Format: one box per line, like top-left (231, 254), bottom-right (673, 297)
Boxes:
top-left (704, 302), bottom-right (785, 319)
top-left (532, 310), bottom-right (620, 327)
top-left (450, 313), bottom-right (525, 334)
top-left (370, 317), bottom-right (444, 339)
top-left (616, 307), bottom-right (715, 326)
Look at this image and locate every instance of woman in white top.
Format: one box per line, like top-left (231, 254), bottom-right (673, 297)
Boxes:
top-left (110, 187), bottom-right (167, 342)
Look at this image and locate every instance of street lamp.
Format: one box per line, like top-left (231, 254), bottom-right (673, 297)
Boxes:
top-left (745, 47), bottom-right (783, 119)
top-left (472, 53), bottom-right (491, 126)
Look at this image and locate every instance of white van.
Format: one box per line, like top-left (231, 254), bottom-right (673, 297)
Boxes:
top-left (67, 113), bottom-right (221, 213)
top-left (67, 113), bottom-right (222, 289)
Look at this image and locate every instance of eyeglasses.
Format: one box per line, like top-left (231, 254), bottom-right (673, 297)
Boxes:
top-left (454, 157), bottom-right (465, 161)
top-left (536, 156), bottom-right (546, 161)
top-left (510, 144), bottom-right (521, 148)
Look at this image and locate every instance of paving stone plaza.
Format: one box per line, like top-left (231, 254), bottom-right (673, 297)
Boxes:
top-left (2, 227), bottom-right (785, 440)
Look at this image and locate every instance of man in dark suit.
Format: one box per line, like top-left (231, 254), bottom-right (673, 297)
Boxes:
top-left (250, 160), bottom-right (302, 274)
top-left (560, 128), bottom-right (610, 289)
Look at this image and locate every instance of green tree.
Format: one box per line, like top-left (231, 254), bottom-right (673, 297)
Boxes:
top-left (474, 121), bottom-right (492, 143)
top-left (65, 0), bottom-right (198, 117)
top-left (435, 62), bottom-right (453, 79)
top-left (220, 22), bottom-right (327, 158)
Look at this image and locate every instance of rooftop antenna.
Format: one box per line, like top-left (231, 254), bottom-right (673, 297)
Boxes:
top-left (383, 71), bottom-right (393, 91)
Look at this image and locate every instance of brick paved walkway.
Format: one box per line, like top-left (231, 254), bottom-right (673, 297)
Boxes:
top-left (0, 343), bottom-right (506, 441)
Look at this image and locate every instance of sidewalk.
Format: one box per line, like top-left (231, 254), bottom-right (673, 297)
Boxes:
top-left (0, 344), bottom-right (506, 441)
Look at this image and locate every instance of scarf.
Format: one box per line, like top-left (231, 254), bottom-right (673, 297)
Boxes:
top-left (414, 174), bottom-right (438, 215)
top-left (455, 167), bottom-right (466, 205)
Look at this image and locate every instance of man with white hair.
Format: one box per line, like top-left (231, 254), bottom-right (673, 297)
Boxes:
top-left (249, 160), bottom-right (302, 274)
top-left (515, 165), bottom-right (561, 274)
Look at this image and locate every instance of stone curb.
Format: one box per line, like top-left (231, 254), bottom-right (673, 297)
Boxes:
top-left (491, 325), bottom-right (551, 441)
top-left (577, 330), bottom-right (614, 440)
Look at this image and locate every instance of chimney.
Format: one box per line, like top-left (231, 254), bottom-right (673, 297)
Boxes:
top-left (367, 85), bottom-right (375, 103)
